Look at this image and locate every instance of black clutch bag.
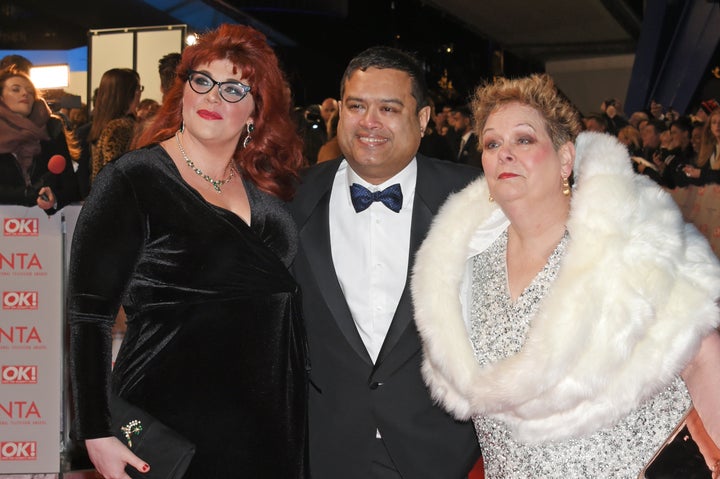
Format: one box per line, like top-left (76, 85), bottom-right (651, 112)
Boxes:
top-left (110, 394), bottom-right (196, 479)
top-left (641, 407), bottom-right (720, 479)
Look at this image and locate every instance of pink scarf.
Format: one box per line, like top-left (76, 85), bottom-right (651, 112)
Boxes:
top-left (0, 98), bottom-right (51, 184)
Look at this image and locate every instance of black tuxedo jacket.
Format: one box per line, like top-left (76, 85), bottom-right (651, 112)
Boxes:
top-left (289, 154), bottom-right (481, 479)
top-left (456, 133), bottom-right (483, 170)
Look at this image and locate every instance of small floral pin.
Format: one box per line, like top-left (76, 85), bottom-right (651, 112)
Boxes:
top-left (120, 419), bottom-right (143, 447)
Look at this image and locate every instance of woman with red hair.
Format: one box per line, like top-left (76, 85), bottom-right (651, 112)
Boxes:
top-left (68, 24), bottom-right (308, 478)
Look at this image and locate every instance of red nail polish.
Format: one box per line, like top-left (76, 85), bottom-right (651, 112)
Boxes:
top-left (142, 464), bottom-right (149, 472)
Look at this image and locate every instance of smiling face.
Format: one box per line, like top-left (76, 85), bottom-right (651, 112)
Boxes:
top-left (182, 59), bottom-right (255, 147)
top-left (337, 67), bottom-right (429, 184)
top-left (481, 102), bottom-right (573, 207)
top-left (2, 75), bottom-right (35, 117)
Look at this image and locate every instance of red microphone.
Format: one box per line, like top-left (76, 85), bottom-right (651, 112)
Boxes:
top-left (48, 154), bottom-right (66, 175)
top-left (39, 155), bottom-right (67, 201)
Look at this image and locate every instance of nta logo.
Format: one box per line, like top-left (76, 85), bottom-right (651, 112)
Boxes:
top-left (0, 326), bottom-right (42, 344)
top-left (0, 400), bottom-right (41, 419)
top-left (0, 253), bottom-right (42, 271)
top-left (3, 218), bottom-right (38, 236)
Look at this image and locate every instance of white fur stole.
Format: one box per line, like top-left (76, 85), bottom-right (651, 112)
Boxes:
top-left (411, 132), bottom-right (720, 442)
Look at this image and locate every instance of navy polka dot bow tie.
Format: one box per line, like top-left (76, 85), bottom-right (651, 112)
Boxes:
top-left (350, 183), bottom-right (403, 213)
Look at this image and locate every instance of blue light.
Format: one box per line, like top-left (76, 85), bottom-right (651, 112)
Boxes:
top-left (0, 47), bottom-right (87, 72)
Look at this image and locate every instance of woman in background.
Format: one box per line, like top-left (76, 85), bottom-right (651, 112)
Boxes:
top-left (684, 107), bottom-right (720, 185)
top-left (0, 67), bottom-right (79, 209)
top-left (69, 23), bottom-right (308, 478)
top-left (617, 124), bottom-right (642, 156)
top-left (86, 68), bottom-right (141, 182)
top-left (412, 74), bottom-right (720, 478)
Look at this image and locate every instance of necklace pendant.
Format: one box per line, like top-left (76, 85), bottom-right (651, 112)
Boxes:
top-left (176, 130), bottom-right (235, 195)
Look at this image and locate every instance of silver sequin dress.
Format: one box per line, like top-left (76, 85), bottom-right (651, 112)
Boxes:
top-left (469, 230), bottom-right (691, 478)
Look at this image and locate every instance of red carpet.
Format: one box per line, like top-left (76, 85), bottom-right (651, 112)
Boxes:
top-left (469, 456), bottom-right (485, 478)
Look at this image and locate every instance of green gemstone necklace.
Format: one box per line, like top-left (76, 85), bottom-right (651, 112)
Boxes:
top-left (175, 130), bottom-right (235, 193)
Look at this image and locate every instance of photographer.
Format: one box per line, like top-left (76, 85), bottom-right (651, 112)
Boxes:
top-left (295, 103), bottom-right (327, 165)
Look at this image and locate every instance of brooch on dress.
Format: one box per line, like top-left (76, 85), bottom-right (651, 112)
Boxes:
top-left (120, 419), bottom-right (143, 447)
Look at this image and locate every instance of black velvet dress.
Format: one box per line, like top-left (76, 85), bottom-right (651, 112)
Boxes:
top-left (68, 145), bottom-right (308, 478)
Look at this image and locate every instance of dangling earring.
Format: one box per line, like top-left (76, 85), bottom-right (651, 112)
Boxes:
top-left (489, 194), bottom-right (494, 203)
top-left (243, 122), bottom-right (254, 149)
top-left (179, 120), bottom-right (185, 133)
top-left (562, 176), bottom-right (571, 196)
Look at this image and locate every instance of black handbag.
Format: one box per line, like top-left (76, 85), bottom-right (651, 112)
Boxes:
top-left (641, 408), bottom-right (720, 479)
top-left (110, 394), bottom-right (196, 479)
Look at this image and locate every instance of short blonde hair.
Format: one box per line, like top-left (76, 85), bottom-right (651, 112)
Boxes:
top-left (618, 125), bottom-right (641, 151)
top-left (471, 74), bottom-right (582, 151)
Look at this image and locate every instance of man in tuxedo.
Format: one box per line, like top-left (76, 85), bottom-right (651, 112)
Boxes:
top-left (452, 104), bottom-right (482, 169)
top-left (289, 46), bottom-right (481, 479)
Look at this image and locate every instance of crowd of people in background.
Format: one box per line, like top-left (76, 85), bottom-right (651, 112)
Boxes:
top-left (297, 89), bottom-right (720, 190)
top-left (0, 54), bottom-right (80, 211)
top-left (1, 48), bottom-right (718, 210)
top-left (0, 52), bottom-right (180, 205)
top-left (581, 95), bottom-right (720, 188)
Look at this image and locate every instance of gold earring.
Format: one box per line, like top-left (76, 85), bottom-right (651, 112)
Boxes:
top-left (489, 194), bottom-right (494, 203)
top-left (562, 177), bottom-right (570, 196)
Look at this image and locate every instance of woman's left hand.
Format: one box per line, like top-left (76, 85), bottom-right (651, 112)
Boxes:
top-left (36, 186), bottom-right (56, 210)
top-left (685, 408), bottom-right (720, 474)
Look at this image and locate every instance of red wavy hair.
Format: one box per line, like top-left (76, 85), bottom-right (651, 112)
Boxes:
top-left (136, 24), bottom-right (303, 200)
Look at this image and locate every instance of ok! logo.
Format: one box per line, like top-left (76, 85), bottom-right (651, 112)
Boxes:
top-left (1, 365), bottom-right (38, 384)
top-left (2, 291), bottom-right (38, 310)
top-left (3, 218), bottom-right (38, 237)
top-left (0, 441), bottom-right (37, 461)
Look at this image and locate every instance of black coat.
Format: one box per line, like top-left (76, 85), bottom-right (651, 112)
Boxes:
top-left (0, 116), bottom-right (79, 210)
top-left (456, 132), bottom-right (483, 170)
top-left (419, 129), bottom-right (455, 163)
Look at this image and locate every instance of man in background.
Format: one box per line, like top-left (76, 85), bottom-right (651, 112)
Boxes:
top-left (158, 52), bottom-right (181, 102)
top-left (452, 104), bottom-right (482, 169)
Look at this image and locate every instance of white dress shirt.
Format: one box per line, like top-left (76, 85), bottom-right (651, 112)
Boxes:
top-left (329, 159), bottom-right (417, 363)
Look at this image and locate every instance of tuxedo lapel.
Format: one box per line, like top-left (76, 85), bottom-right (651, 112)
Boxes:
top-left (297, 164), bottom-right (373, 365)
